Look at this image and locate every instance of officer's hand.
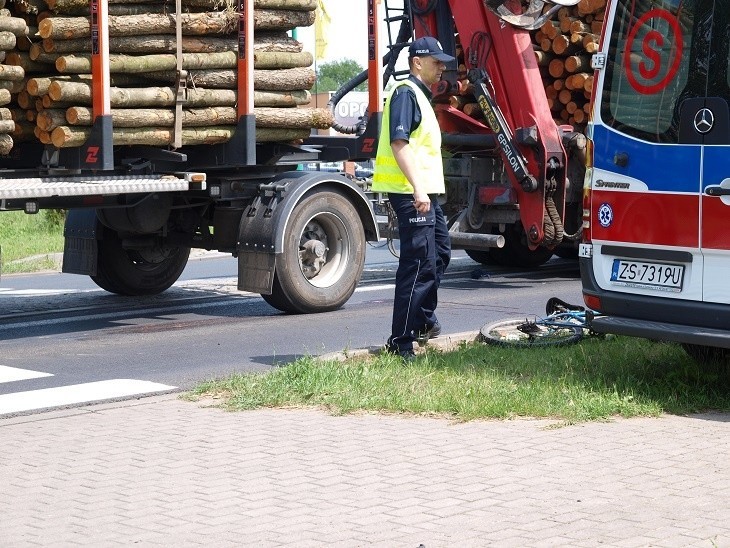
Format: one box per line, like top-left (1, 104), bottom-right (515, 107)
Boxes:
top-left (413, 190), bottom-right (431, 213)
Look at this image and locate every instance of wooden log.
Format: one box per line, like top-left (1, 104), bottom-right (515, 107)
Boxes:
top-left (449, 95), bottom-right (470, 110)
top-left (6, 52), bottom-right (55, 73)
top-left (564, 55), bottom-right (591, 73)
top-left (67, 105), bottom-right (331, 128)
top-left (457, 80), bottom-right (474, 96)
top-left (569, 20), bottom-right (591, 34)
top-left (50, 125), bottom-right (310, 147)
top-left (558, 17), bottom-right (572, 34)
top-left (67, 106), bottom-right (238, 127)
top-left (462, 103), bottom-right (484, 118)
top-left (0, 132), bottom-right (12, 154)
top-left (255, 106), bottom-right (331, 129)
top-left (565, 73), bottom-right (586, 90)
top-left (12, 121), bottom-right (36, 141)
top-left (0, 107), bottom-right (12, 120)
top-left (0, 64), bottom-right (25, 81)
top-left (16, 90), bottom-right (32, 109)
top-left (27, 75), bottom-right (87, 96)
top-left (48, 80), bottom-right (313, 107)
top-left (548, 58), bottom-right (565, 78)
top-left (38, 10), bottom-right (315, 39)
top-left (0, 118), bottom-right (14, 132)
top-left (139, 66), bottom-right (314, 89)
top-left (41, 95), bottom-right (74, 109)
top-left (15, 27), bottom-right (38, 51)
top-left (56, 51), bottom-right (313, 74)
top-left (558, 89), bottom-right (573, 105)
top-left (0, 30), bottom-right (16, 50)
top-left (36, 108), bottom-right (66, 131)
top-left (254, 0), bottom-right (316, 9)
top-left (0, 88), bottom-right (10, 106)
top-left (551, 35), bottom-right (581, 56)
top-left (252, 89), bottom-right (310, 106)
top-left (48, 81), bottom-right (238, 107)
top-left (584, 74), bottom-right (594, 93)
top-left (0, 16), bottom-right (29, 36)
top-left (582, 33), bottom-right (599, 47)
top-left (42, 33), bottom-right (300, 54)
top-left (0, 79), bottom-right (24, 93)
top-left (47, 0), bottom-right (317, 11)
top-left (534, 50), bottom-right (553, 67)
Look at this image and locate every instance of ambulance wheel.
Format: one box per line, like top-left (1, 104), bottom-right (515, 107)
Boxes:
top-left (261, 188), bottom-right (366, 314)
top-left (91, 228), bottom-right (190, 295)
top-left (681, 344), bottom-right (730, 376)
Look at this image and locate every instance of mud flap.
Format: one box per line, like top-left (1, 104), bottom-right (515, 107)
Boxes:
top-left (62, 209), bottom-right (99, 276)
top-left (237, 251), bottom-right (276, 295)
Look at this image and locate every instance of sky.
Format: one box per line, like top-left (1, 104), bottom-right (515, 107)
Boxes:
top-left (296, 1), bottom-right (407, 71)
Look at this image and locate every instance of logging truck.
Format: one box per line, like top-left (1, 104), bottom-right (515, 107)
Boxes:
top-left (0, 0), bottom-right (599, 314)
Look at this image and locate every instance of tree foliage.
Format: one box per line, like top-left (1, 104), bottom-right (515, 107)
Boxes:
top-left (314, 59), bottom-right (367, 92)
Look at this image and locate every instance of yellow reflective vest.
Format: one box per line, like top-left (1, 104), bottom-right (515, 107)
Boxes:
top-left (372, 79), bottom-right (445, 194)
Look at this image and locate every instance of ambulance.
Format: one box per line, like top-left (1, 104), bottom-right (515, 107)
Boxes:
top-left (580, 1), bottom-right (730, 362)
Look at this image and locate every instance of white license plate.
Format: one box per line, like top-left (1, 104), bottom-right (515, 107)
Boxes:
top-left (610, 259), bottom-right (684, 291)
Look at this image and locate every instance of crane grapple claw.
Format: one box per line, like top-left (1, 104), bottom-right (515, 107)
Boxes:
top-left (483, 0), bottom-right (580, 30)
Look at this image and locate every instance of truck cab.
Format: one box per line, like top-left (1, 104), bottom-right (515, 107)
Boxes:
top-left (580, 1), bottom-right (730, 360)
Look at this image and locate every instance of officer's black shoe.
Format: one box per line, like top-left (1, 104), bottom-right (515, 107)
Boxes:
top-left (384, 341), bottom-right (417, 362)
top-left (416, 322), bottom-right (442, 344)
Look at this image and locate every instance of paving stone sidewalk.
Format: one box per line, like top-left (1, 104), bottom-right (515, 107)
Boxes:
top-left (1, 396), bottom-right (729, 547)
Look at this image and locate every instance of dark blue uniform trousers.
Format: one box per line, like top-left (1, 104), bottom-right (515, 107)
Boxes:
top-left (387, 193), bottom-right (451, 352)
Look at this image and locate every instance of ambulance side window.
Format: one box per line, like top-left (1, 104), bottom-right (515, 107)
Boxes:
top-left (600, 1), bottom-right (698, 144)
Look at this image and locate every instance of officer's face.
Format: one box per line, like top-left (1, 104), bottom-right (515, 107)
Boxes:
top-left (414, 56), bottom-right (446, 86)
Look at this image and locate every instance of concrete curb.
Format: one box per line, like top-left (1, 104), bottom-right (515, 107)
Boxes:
top-left (317, 330), bottom-right (482, 362)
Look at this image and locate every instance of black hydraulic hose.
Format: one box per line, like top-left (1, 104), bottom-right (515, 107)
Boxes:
top-left (410, 0), bottom-right (438, 15)
top-left (327, 15), bottom-right (413, 135)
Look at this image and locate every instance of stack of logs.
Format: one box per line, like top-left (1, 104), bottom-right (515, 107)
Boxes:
top-left (4, 0), bottom-right (333, 151)
top-left (450, 0), bottom-right (606, 133)
top-left (0, 4), bottom-right (30, 154)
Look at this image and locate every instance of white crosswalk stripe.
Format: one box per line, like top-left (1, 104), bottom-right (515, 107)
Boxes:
top-left (0, 365), bottom-right (53, 384)
top-left (0, 365), bottom-right (177, 415)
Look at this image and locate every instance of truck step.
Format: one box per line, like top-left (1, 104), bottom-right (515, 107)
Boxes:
top-left (0, 173), bottom-right (206, 201)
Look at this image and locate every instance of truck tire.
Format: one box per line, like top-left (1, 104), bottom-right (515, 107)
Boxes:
top-left (91, 228), bottom-right (190, 296)
top-left (464, 249), bottom-right (493, 265)
top-left (489, 226), bottom-right (553, 268)
top-left (262, 189), bottom-right (366, 314)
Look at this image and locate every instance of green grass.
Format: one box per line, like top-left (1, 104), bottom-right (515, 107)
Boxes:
top-left (188, 335), bottom-right (730, 424)
top-left (0, 210), bottom-right (65, 274)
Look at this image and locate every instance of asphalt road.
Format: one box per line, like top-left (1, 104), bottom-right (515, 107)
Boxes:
top-left (0, 247), bottom-right (583, 416)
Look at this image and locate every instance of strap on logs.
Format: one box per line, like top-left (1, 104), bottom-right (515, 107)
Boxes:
top-left (173, 0), bottom-right (187, 149)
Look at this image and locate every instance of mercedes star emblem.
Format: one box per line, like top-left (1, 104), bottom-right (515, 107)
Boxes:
top-left (694, 108), bottom-right (715, 134)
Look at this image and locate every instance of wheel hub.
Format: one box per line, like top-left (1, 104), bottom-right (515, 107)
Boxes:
top-left (299, 235), bottom-right (328, 279)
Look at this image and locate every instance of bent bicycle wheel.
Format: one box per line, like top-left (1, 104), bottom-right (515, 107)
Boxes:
top-left (479, 318), bottom-right (584, 348)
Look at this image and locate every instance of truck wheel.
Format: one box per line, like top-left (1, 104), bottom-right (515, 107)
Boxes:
top-left (91, 228), bottom-right (190, 296)
top-left (489, 227), bottom-right (553, 268)
top-left (262, 189), bottom-right (366, 314)
top-left (464, 249), bottom-right (493, 265)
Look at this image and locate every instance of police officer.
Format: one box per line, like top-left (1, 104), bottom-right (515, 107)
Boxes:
top-left (372, 36), bottom-right (454, 360)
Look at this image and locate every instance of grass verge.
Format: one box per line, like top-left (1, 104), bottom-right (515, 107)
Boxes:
top-left (188, 335), bottom-right (730, 424)
top-left (0, 210), bottom-right (65, 274)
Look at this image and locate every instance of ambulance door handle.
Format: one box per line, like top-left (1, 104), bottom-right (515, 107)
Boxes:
top-left (705, 186), bottom-right (730, 197)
